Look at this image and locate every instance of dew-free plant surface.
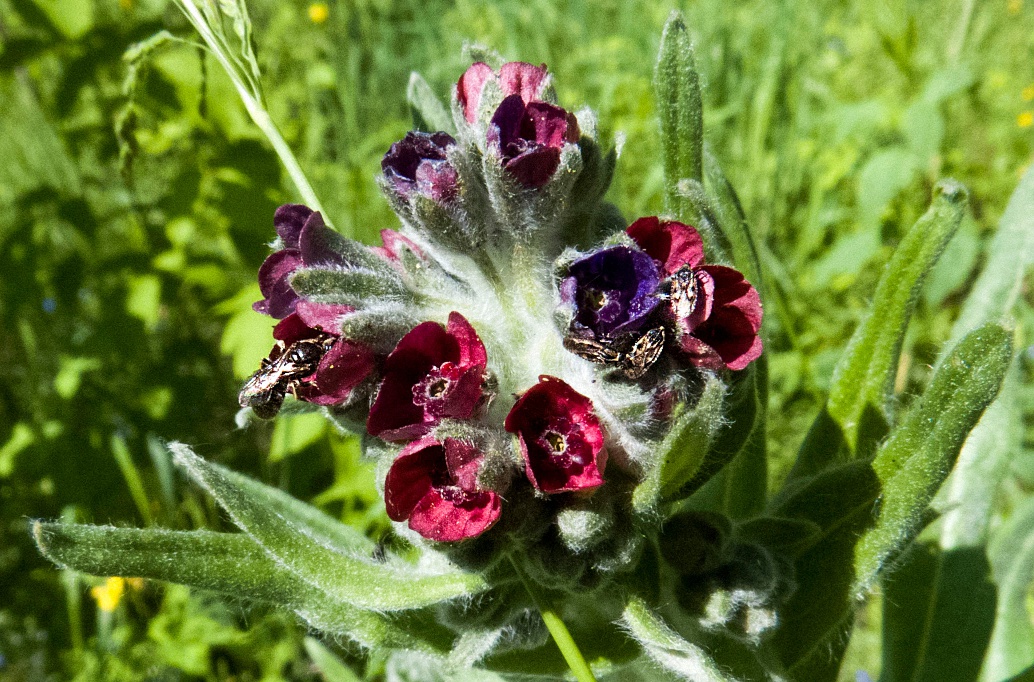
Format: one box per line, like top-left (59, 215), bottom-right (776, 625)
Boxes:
top-left (4, 0), bottom-right (1034, 681)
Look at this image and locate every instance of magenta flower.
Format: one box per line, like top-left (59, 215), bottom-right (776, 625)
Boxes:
top-left (487, 94), bottom-right (580, 189)
top-left (381, 131), bottom-right (459, 203)
top-left (627, 217), bottom-right (763, 371)
top-left (270, 307), bottom-right (376, 406)
top-left (367, 312), bottom-right (489, 441)
top-left (456, 61), bottom-right (550, 124)
top-left (253, 206), bottom-right (347, 319)
top-left (504, 376), bottom-right (606, 494)
top-left (384, 436), bottom-right (502, 542)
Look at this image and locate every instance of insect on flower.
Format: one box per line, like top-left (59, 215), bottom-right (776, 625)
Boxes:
top-left (564, 327), bottom-right (666, 380)
top-left (663, 264), bottom-right (698, 322)
top-left (239, 333), bottom-right (337, 419)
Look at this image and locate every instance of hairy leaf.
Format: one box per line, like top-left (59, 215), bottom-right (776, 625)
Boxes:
top-left (655, 10), bottom-right (703, 222)
top-left (792, 180), bottom-right (968, 476)
top-left (408, 72), bottom-right (454, 135)
top-left (621, 597), bottom-right (738, 682)
top-left (289, 266), bottom-right (410, 306)
top-left (881, 542), bottom-right (995, 682)
top-left (170, 443), bottom-right (489, 610)
top-left (853, 323), bottom-right (1012, 595)
top-left (33, 522), bottom-right (450, 652)
top-left (982, 497), bottom-right (1034, 682)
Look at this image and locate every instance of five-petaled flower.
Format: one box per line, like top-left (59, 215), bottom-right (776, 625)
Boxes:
top-left (381, 131), bottom-right (459, 202)
top-left (504, 376), bottom-right (607, 494)
top-left (367, 312), bottom-right (489, 441)
top-left (561, 245), bottom-right (662, 342)
top-left (627, 217), bottom-right (763, 371)
top-left (384, 436), bottom-right (502, 542)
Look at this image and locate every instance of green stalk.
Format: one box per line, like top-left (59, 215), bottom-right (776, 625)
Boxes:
top-left (111, 435), bottom-right (155, 526)
top-left (174, 0), bottom-right (328, 221)
top-left (509, 556), bottom-right (598, 682)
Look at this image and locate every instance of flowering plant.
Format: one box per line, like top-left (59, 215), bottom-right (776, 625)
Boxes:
top-left (32, 7), bottom-right (1025, 682)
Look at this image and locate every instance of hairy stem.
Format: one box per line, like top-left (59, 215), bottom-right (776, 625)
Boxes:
top-left (509, 556), bottom-right (598, 682)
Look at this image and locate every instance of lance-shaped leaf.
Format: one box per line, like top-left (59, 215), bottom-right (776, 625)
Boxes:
top-left (853, 323), bottom-right (1012, 595)
top-left (982, 496), bottom-right (1034, 682)
top-left (770, 459), bottom-right (880, 672)
top-left (408, 72), bottom-right (454, 135)
top-left (32, 522), bottom-right (451, 653)
top-left (290, 266), bottom-right (411, 307)
top-left (792, 180), bottom-right (968, 477)
top-left (620, 597), bottom-right (739, 682)
top-left (881, 542), bottom-right (996, 682)
top-left (701, 145), bottom-right (763, 287)
top-left (655, 10), bottom-right (703, 220)
top-left (170, 443), bottom-right (489, 610)
top-left (676, 359), bottom-right (765, 514)
top-left (633, 374), bottom-right (725, 513)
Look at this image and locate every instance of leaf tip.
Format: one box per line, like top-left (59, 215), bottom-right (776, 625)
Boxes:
top-left (934, 178), bottom-right (969, 206)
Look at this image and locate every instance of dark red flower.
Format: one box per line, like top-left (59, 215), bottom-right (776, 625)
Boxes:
top-left (504, 376), bottom-right (606, 494)
top-left (367, 312), bottom-right (488, 441)
top-left (384, 436), bottom-right (502, 542)
top-left (487, 94), bottom-right (580, 188)
top-left (457, 61), bottom-right (550, 124)
top-left (253, 207), bottom-right (347, 318)
top-left (381, 131), bottom-right (459, 202)
top-left (626, 217), bottom-right (763, 371)
top-left (270, 307), bottom-right (375, 406)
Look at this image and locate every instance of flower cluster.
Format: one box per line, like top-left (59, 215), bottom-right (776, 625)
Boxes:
top-left (242, 60), bottom-right (762, 559)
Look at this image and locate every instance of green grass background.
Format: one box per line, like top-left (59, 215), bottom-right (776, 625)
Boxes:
top-left (0, 0), bottom-right (1032, 679)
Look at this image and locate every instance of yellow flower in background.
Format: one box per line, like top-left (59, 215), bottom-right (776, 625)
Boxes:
top-left (1019, 112), bottom-right (1034, 128)
top-left (1008, 0), bottom-right (1023, 15)
top-left (1023, 85), bottom-right (1034, 102)
top-left (308, 3), bottom-right (330, 24)
top-left (90, 577), bottom-right (126, 613)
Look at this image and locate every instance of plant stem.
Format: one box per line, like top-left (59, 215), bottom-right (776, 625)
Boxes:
top-left (509, 556), bottom-right (598, 682)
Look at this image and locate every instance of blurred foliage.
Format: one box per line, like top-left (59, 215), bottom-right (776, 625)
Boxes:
top-left (0, 0), bottom-right (1032, 679)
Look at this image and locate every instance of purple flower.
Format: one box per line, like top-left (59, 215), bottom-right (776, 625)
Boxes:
top-left (367, 312), bottom-right (489, 442)
top-left (487, 95), bottom-right (580, 188)
top-left (504, 376), bottom-right (606, 494)
top-left (253, 206), bottom-right (347, 319)
top-left (381, 132), bottom-right (459, 202)
top-left (627, 217), bottom-right (763, 371)
top-left (384, 436), bottom-right (502, 542)
top-left (561, 245), bottom-right (662, 340)
top-left (456, 61), bottom-right (550, 124)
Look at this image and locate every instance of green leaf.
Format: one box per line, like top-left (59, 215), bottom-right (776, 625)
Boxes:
top-left (853, 323), bottom-right (1012, 595)
top-left (269, 412), bottom-right (329, 463)
top-left (170, 443), bottom-right (489, 610)
top-left (680, 359), bottom-right (765, 516)
top-left (792, 180), bottom-right (969, 477)
top-left (881, 542), bottom-right (995, 682)
top-left (770, 460), bottom-right (881, 671)
top-left (655, 10), bottom-right (703, 219)
top-left (982, 497), bottom-right (1034, 682)
top-left (32, 522), bottom-right (449, 652)
top-left (702, 144), bottom-right (764, 287)
top-left (621, 597), bottom-right (738, 682)
top-left (633, 374), bottom-right (724, 512)
top-left (289, 266), bottom-right (409, 307)
top-left (304, 637), bottom-right (363, 682)
top-left (407, 72), bottom-right (454, 135)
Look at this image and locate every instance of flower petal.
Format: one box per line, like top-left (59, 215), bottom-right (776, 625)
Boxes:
top-left (254, 249), bottom-right (303, 318)
top-left (408, 488), bottom-right (501, 542)
top-left (384, 438), bottom-right (440, 521)
top-left (498, 61), bottom-right (549, 106)
top-left (457, 61), bottom-right (495, 123)
top-left (627, 217), bottom-right (706, 274)
top-left (274, 204), bottom-right (313, 249)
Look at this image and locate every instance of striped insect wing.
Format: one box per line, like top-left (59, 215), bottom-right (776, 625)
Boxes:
top-left (622, 327), bottom-right (666, 380)
top-left (564, 333), bottom-right (624, 365)
top-left (667, 265), bottom-right (698, 321)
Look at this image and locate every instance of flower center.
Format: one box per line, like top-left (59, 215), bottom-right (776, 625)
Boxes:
top-left (545, 431), bottom-right (567, 453)
top-left (586, 289), bottom-right (609, 311)
top-left (412, 362), bottom-right (465, 415)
